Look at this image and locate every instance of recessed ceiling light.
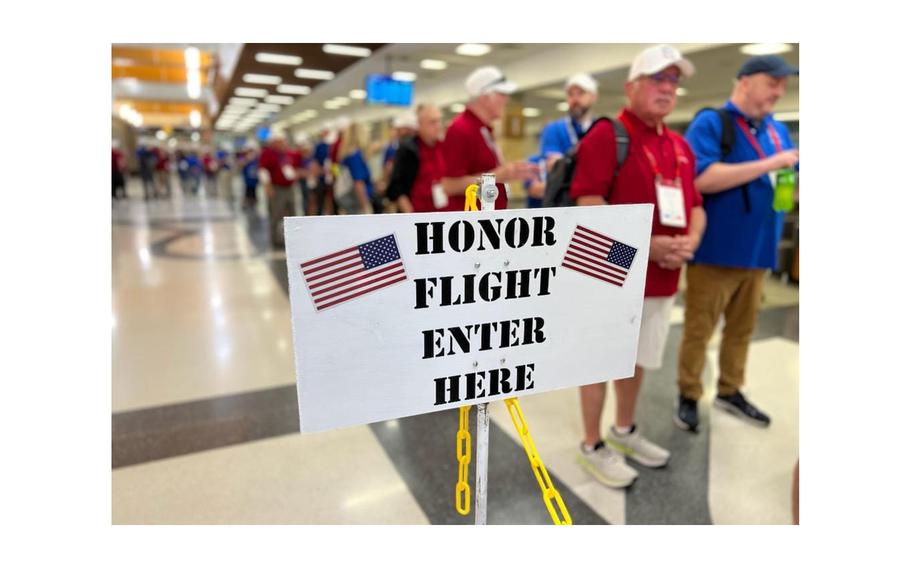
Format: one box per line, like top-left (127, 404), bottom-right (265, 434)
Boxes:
top-left (449, 103), bottom-right (465, 113)
top-left (265, 95), bottom-right (295, 105)
top-left (189, 110), bottom-right (202, 128)
top-left (243, 73), bottom-right (282, 85)
top-left (739, 43), bottom-right (792, 56)
top-left (184, 47), bottom-right (201, 69)
top-left (256, 103), bottom-right (282, 111)
top-left (295, 68), bottom-right (335, 81)
top-left (229, 97), bottom-right (258, 106)
top-left (255, 52), bottom-right (303, 65)
top-left (392, 71), bottom-right (417, 82)
top-left (676, 87), bottom-right (688, 96)
top-left (349, 89), bottom-right (367, 99)
top-left (456, 44), bottom-right (491, 57)
top-left (235, 87), bottom-right (268, 97)
top-left (323, 44), bottom-right (372, 57)
top-left (556, 102), bottom-right (569, 112)
top-left (521, 108), bottom-right (541, 118)
top-left (277, 84), bottom-right (311, 95)
top-left (323, 100), bottom-right (342, 109)
top-left (420, 59), bottom-right (448, 70)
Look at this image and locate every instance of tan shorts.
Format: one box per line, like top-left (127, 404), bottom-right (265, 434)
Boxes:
top-left (636, 296), bottom-right (676, 370)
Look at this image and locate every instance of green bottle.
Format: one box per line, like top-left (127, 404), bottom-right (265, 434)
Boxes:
top-left (773, 168), bottom-right (796, 213)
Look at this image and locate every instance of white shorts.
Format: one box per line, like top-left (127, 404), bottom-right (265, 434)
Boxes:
top-left (636, 296), bottom-right (676, 370)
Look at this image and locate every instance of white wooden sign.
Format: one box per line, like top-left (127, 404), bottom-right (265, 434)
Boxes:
top-left (285, 204), bottom-right (653, 432)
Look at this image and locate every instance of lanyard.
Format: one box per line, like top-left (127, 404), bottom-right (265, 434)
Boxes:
top-left (619, 113), bottom-right (685, 181)
top-left (479, 125), bottom-right (503, 166)
top-left (564, 117), bottom-right (578, 146)
top-left (735, 116), bottom-right (783, 159)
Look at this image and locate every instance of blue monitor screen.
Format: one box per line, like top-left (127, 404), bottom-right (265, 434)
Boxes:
top-left (365, 74), bottom-right (413, 106)
top-left (256, 126), bottom-right (270, 142)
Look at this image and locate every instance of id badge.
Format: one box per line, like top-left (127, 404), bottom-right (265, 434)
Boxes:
top-left (431, 182), bottom-right (449, 209)
top-left (656, 178), bottom-right (687, 228)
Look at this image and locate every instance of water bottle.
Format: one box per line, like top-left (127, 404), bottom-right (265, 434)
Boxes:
top-left (773, 168), bottom-right (796, 213)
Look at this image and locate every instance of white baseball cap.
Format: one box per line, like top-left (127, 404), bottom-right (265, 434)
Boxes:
top-left (565, 73), bottom-right (598, 94)
top-left (392, 112), bottom-right (418, 130)
top-left (335, 116), bottom-right (352, 130)
top-left (628, 44), bottom-right (696, 81)
top-left (465, 66), bottom-right (517, 97)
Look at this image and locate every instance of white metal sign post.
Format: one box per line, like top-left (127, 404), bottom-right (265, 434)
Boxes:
top-left (284, 184), bottom-right (653, 524)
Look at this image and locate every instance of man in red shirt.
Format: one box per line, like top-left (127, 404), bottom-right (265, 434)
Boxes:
top-left (387, 103), bottom-right (446, 213)
top-left (441, 66), bottom-right (538, 211)
top-left (258, 132), bottom-right (298, 248)
top-left (570, 45), bottom-right (706, 488)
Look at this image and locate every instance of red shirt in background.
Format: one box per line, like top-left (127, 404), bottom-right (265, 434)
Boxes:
top-left (112, 149), bottom-right (125, 172)
top-left (259, 145), bottom-right (295, 187)
top-left (570, 108), bottom-right (703, 297)
top-left (153, 147), bottom-right (168, 171)
top-left (441, 108), bottom-right (509, 211)
top-left (410, 139), bottom-right (447, 213)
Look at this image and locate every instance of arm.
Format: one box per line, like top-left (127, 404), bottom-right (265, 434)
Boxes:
top-left (386, 144), bottom-right (418, 202)
top-left (695, 152), bottom-right (798, 194)
top-left (354, 180), bottom-right (370, 213)
top-left (396, 195), bottom-right (414, 213)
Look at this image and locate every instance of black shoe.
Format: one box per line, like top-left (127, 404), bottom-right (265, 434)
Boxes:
top-left (674, 395), bottom-right (699, 432)
top-left (714, 391), bottom-right (771, 428)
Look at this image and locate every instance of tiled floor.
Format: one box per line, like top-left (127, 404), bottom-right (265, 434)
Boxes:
top-left (112, 180), bottom-right (799, 524)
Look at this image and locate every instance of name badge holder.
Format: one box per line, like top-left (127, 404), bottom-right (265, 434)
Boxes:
top-left (655, 175), bottom-right (687, 228)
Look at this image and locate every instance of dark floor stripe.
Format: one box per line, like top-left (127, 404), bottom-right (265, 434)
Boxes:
top-left (369, 409), bottom-right (607, 524)
top-left (112, 385), bottom-right (299, 469)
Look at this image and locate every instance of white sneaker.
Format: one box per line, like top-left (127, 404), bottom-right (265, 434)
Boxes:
top-left (576, 442), bottom-right (638, 488)
top-left (606, 425), bottom-right (671, 468)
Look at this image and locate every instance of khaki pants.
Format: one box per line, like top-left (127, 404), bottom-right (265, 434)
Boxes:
top-left (677, 264), bottom-right (766, 400)
top-left (268, 186), bottom-right (295, 246)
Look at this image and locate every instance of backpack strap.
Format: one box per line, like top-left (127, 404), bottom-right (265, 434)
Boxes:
top-left (695, 107), bottom-right (750, 213)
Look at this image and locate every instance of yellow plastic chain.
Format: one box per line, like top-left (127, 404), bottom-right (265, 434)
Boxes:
top-left (504, 398), bottom-right (573, 525)
top-left (455, 405), bottom-right (472, 515)
top-left (455, 182), bottom-right (480, 517)
top-left (464, 184), bottom-right (479, 212)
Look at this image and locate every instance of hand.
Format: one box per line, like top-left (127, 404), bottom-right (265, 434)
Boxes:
top-left (768, 149), bottom-right (799, 170)
top-left (499, 161), bottom-right (538, 182)
top-left (545, 153), bottom-right (563, 171)
top-left (527, 181), bottom-right (545, 199)
top-left (672, 234), bottom-right (699, 260)
top-left (658, 252), bottom-right (686, 270)
top-left (265, 184), bottom-right (275, 199)
top-left (649, 235), bottom-right (677, 265)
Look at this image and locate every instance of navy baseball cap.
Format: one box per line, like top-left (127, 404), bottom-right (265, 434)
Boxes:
top-left (737, 55), bottom-right (799, 78)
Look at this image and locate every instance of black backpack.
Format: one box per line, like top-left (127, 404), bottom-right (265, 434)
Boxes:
top-left (692, 107), bottom-right (752, 212)
top-left (542, 117), bottom-right (629, 208)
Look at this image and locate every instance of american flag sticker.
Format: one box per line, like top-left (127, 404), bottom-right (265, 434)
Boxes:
top-left (300, 234), bottom-right (408, 312)
top-left (561, 225), bottom-right (637, 287)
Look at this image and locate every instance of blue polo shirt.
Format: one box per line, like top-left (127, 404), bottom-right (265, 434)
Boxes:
top-left (382, 140), bottom-right (398, 165)
top-left (539, 116), bottom-right (589, 157)
top-left (685, 100), bottom-right (797, 270)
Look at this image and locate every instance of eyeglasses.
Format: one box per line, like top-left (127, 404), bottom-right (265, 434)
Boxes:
top-left (646, 72), bottom-right (682, 86)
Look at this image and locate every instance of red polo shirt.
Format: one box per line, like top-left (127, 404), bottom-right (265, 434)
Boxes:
top-left (259, 145), bottom-right (295, 187)
top-left (441, 108), bottom-right (509, 211)
top-left (411, 138), bottom-right (447, 213)
top-left (570, 108), bottom-right (703, 297)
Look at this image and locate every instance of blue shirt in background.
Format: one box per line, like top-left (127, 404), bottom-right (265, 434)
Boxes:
top-left (342, 150), bottom-right (374, 198)
top-left (539, 116), bottom-right (589, 158)
top-left (685, 100), bottom-right (798, 270)
top-left (242, 157), bottom-right (259, 186)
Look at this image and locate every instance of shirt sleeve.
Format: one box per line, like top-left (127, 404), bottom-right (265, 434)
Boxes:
top-left (258, 148), bottom-right (275, 170)
top-left (684, 111), bottom-right (724, 177)
top-left (569, 121), bottom-right (617, 201)
top-left (680, 138), bottom-right (704, 207)
top-left (442, 126), bottom-right (472, 178)
top-left (539, 122), bottom-right (565, 157)
top-left (344, 152), bottom-right (371, 182)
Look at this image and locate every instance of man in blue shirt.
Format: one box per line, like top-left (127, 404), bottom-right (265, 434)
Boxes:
top-left (527, 73), bottom-right (599, 203)
top-left (675, 54), bottom-right (799, 432)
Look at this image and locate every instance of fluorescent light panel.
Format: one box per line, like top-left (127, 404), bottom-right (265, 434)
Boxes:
top-left (349, 89), bottom-right (366, 99)
top-left (392, 71), bottom-right (417, 82)
top-left (322, 44), bottom-right (371, 57)
top-left (243, 73), bottom-right (282, 85)
top-left (277, 84), bottom-right (311, 95)
top-left (521, 108), bottom-right (540, 117)
top-left (295, 68), bottom-right (335, 80)
top-left (235, 87), bottom-right (268, 97)
top-left (255, 52), bottom-right (302, 65)
top-left (456, 43), bottom-right (491, 56)
top-left (740, 43), bottom-right (792, 55)
top-left (265, 95), bottom-right (295, 104)
top-left (420, 59), bottom-right (448, 70)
